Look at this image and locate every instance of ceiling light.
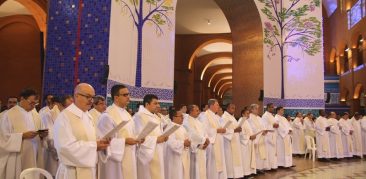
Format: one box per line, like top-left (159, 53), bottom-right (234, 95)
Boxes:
top-left (206, 19), bottom-right (211, 25)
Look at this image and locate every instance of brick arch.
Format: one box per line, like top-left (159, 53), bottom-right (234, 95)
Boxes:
top-left (203, 64), bottom-right (232, 82)
top-left (212, 75), bottom-right (232, 92)
top-left (354, 83), bottom-right (364, 99)
top-left (220, 87), bottom-right (232, 99)
top-left (214, 79), bottom-right (232, 94)
top-left (188, 38), bottom-right (232, 70)
top-left (0, 16), bottom-right (39, 30)
top-left (350, 32), bottom-right (363, 48)
top-left (195, 52), bottom-right (232, 80)
top-left (199, 57), bottom-right (232, 80)
top-left (340, 87), bottom-right (350, 102)
top-left (217, 82), bottom-right (232, 96)
top-left (208, 72), bottom-right (232, 88)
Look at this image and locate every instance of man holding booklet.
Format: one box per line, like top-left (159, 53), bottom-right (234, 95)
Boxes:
top-left (134, 94), bottom-right (169, 179)
top-left (97, 84), bottom-right (142, 179)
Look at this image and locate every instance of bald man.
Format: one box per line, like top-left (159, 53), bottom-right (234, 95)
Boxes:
top-left (53, 83), bottom-right (114, 179)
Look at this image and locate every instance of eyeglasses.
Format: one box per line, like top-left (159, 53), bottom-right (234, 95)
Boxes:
top-left (78, 93), bottom-right (95, 101)
top-left (119, 93), bottom-right (130, 97)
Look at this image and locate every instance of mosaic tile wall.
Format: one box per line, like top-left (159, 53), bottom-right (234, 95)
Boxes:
top-left (43, 0), bottom-right (111, 98)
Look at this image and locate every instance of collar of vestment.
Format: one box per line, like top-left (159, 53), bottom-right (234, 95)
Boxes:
top-left (66, 103), bottom-right (91, 119)
top-left (223, 111), bottom-right (235, 120)
top-left (138, 105), bottom-right (155, 117)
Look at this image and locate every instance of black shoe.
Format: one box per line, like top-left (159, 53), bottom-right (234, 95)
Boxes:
top-left (256, 170), bottom-right (265, 174)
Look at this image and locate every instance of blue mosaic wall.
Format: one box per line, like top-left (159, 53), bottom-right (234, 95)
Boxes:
top-left (43, 0), bottom-right (111, 97)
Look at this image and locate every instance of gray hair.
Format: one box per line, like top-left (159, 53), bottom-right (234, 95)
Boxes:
top-left (249, 104), bottom-right (259, 112)
top-left (207, 99), bottom-right (218, 107)
top-left (93, 95), bottom-right (105, 105)
top-left (187, 104), bottom-right (198, 114)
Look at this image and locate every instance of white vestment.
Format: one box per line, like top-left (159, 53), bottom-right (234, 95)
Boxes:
top-left (291, 117), bottom-right (305, 154)
top-left (351, 118), bottom-right (363, 157)
top-left (360, 116), bottom-right (366, 155)
top-left (275, 114), bottom-right (293, 167)
top-left (89, 108), bottom-right (101, 127)
top-left (338, 118), bottom-right (354, 157)
top-left (53, 104), bottom-right (98, 179)
top-left (315, 116), bottom-right (331, 158)
top-left (261, 111), bottom-right (278, 169)
top-left (41, 105), bottom-right (61, 176)
top-left (198, 109), bottom-right (227, 179)
top-left (327, 118), bottom-right (344, 158)
top-left (247, 113), bottom-right (269, 170)
top-left (164, 124), bottom-right (190, 179)
top-left (0, 105), bottom-right (44, 179)
top-left (221, 111), bottom-right (243, 178)
top-left (134, 106), bottom-right (165, 179)
top-left (97, 104), bottom-right (135, 179)
top-left (238, 117), bottom-right (256, 176)
top-left (183, 116), bottom-right (208, 179)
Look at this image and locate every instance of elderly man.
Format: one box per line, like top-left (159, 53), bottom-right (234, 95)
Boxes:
top-left (0, 89), bottom-right (47, 179)
top-left (53, 83), bottom-right (112, 179)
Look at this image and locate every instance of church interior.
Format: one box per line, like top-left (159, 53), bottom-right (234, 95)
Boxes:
top-left (1, 0), bottom-right (366, 178)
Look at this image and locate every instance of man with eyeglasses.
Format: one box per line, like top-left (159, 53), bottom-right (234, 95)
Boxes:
top-left (164, 109), bottom-right (191, 179)
top-left (97, 84), bottom-right (142, 179)
top-left (53, 83), bottom-right (113, 179)
top-left (0, 88), bottom-right (48, 179)
top-left (134, 94), bottom-right (169, 179)
top-left (89, 95), bottom-right (107, 126)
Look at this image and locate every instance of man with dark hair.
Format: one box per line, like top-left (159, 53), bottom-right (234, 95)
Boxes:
top-left (198, 98), bottom-right (228, 179)
top-left (89, 95), bottom-right (107, 125)
top-left (261, 103), bottom-right (279, 170)
top-left (0, 96), bottom-right (18, 119)
top-left (0, 88), bottom-right (48, 178)
top-left (339, 112), bottom-right (354, 158)
top-left (315, 109), bottom-right (331, 161)
top-left (274, 106), bottom-right (293, 168)
top-left (97, 84), bottom-right (141, 179)
top-left (183, 104), bottom-right (209, 179)
top-left (221, 103), bottom-right (243, 178)
top-left (134, 94), bottom-right (168, 179)
top-left (327, 112), bottom-right (343, 160)
top-left (39, 94), bottom-right (54, 117)
top-left (60, 95), bottom-right (74, 108)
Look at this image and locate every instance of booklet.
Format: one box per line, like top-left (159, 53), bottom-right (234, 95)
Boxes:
top-left (136, 121), bottom-right (159, 140)
top-left (162, 123), bottom-right (181, 137)
top-left (103, 120), bottom-right (130, 139)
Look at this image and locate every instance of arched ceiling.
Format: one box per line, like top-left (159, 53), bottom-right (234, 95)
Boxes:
top-left (0, 0), bottom-right (31, 17)
top-left (197, 42), bottom-right (232, 57)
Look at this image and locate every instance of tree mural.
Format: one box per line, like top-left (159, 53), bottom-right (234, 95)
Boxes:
top-left (116, 0), bottom-right (174, 87)
top-left (258, 0), bottom-right (322, 99)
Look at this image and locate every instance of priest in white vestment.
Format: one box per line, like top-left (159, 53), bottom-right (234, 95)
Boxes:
top-left (0, 88), bottom-right (47, 179)
top-left (53, 83), bottom-right (113, 179)
top-left (39, 94), bottom-right (54, 117)
top-left (97, 85), bottom-right (141, 179)
top-left (275, 107), bottom-right (293, 168)
top-left (327, 112), bottom-right (344, 159)
top-left (238, 107), bottom-right (257, 177)
top-left (361, 115), bottom-right (366, 156)
top-left (315, 110), bottom-right (331, 160)
top-left (338, 112), bottom-right (354, 158)
top-left (247, 104), bottom-right (269, 172)
top-left (0, 97), bottom-right (18, 119)
top-left (134, 94), bottom-right (169, 179)
top-left (41, 97), bottom-right (64, 176)
top-left (351, 113), bottom-right (363, 158)
top-left (221, 104), bottom-right (244, 178)
top-left (89, 95), bottom-right (106, 126)
top-left (164, 110), bottom-right (191, 179)
top-left (304, 113), bottom-right (316, 138)
top-left (292, 112), bottom-right (306, 155)
top-left (183, 105), bottom-right (209, 179)
top-left (198, 99), bottom-right (228, 179)
top-left (261, 103), bottom-right (278, 170)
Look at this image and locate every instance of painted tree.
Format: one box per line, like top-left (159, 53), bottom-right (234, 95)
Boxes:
top-left (116, 0), bottom-right (174, 87)
top-left (258, 0), bottom-right (322, 99)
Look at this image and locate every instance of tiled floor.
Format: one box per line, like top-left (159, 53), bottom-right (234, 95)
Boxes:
top-left (254, 157), bottom-right (366, 179)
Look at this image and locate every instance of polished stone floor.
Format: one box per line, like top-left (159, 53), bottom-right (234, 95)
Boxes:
top-left (254, 156), bottom-right (366, 179)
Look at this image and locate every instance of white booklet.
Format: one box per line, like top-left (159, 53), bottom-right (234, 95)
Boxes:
top-left (162, 123), bottom-right (181, 137)
top-left (223, 120), bottom-right (233, 128)
top-left (103, 120), bottom-right (130, 139)
top-left (136, 121), bottom-right (159, 140)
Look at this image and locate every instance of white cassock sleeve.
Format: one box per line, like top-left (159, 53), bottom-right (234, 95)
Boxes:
top-left (0, 115), bottom-right (23, 152)
top-left (340, 122), bottom-right (350, 135)
top-left (277, 119), bottom-right (289, 138)
top-left (199, 114), bottom-right (217, 144)
top-left (97, 114), bottom-right (125, 162)
top-left (361, 119), bottom-right (366, 132)
top-left (134, 115), bottom-right (157, 165)
top-left (166, 134), bottom-right (184, 155)
top-left (53, 114), bottom-right (97, 168)
top-left (315, 119), bottom-right (326, 136)
top-left (330, 125), bottom-right (339, 134)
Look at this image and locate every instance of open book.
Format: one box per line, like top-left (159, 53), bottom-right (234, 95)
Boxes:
top-left (103, 120), bottom-right (130, 139)
top-left (162, 123), bottom-right (181, 137)
top-left (136, 121), bottom-right (159, 140)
